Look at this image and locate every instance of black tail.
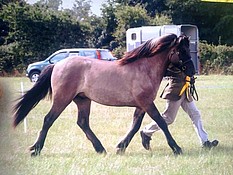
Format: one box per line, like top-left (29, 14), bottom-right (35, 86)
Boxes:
top-left (13, 65), bottom-right (55, 127)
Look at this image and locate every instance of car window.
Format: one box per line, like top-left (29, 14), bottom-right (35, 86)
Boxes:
top-left (69, 51), bottom-right (80, 57)
top-left (99, 50), bottom-right (115, 60)
top-left (82, 51), bottom-right (96, 59)
top-left (50, 52), bottom-right (68, 63)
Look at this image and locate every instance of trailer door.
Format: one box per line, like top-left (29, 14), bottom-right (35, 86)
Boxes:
top-left (180, 25), bottom-right (199, 73)
top-left (126, 28), bottom-right (142, 51)
top-left (161, 25), bottom-right (180, 36)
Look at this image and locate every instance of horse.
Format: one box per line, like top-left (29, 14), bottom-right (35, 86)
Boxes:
top-left (13, 34), bottom-right (195, 156)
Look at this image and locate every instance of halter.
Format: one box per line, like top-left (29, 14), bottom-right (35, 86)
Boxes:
top-left (169, 47), bottom-right (198, 101)
top-left (169, 49), bottom-right (192, 72)
top-left (178, 59), bottom-right (193, 72)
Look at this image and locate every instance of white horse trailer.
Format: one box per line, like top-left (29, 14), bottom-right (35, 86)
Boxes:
top-left (126, 24), bottom-right (199, 73)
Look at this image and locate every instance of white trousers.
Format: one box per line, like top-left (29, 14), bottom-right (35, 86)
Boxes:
top-left (142, 94), bottom-right (208, 144)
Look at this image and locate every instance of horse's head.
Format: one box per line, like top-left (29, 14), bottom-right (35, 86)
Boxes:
top-left (169, 35), bottom-right (195, 77)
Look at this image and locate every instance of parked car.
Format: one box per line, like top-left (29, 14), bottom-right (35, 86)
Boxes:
top-left (26, 48), bottom-right (117, 82)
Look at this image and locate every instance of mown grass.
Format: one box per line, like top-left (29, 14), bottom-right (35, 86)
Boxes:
top-left (0, 75), bottom-right (233, 175)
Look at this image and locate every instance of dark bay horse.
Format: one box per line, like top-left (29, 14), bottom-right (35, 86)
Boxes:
top-left (13, 34), bottom-right (195, 156)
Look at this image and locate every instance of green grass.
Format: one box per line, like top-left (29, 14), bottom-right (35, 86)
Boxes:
top-left (0, 75), bottom-right (233, 175)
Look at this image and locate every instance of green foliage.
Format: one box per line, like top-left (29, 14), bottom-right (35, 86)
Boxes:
top-left (199, 42), bottom-right (233, 75)
top-left (36, 0), bottom-right (62, 11)
top-left (112, 45), bottom-right (125, 59)
top-left (116, 0), bottom-right (233, 46)
top-left (86, 16), bottom-right (106, 48)
top-left (150, 14), bottom-right (172, 26)
top-left (71, 0), bottom-right (92, 21)
top-left (0, 0), bottom-right (232, 75)
top-left (0, 19), bottom-right (9, 45)
top-left (116, 0), bottom-right (169, 17)
top-left (99, 1), bottom-right (118, 49)
top-left (0, 2), bottom-right (89, 74)
top-left (167, 0), bottom-right (233, 45)
top-left (214, 15), bottom-right (233, 46)
top-left (112, 5), bottom-right (172, 57)
top-left (114, 5), bottom-right (150, 47)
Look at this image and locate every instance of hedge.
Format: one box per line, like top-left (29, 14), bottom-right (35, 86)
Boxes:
top-left (199, 41), bottom-right (233, 75)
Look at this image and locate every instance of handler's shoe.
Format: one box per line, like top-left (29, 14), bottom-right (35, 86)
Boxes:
top-left (140, 131), bottom-right (151, 150)
top-left (203, 140), bottom-right (219, 149)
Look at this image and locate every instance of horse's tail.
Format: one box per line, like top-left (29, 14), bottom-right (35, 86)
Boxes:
top-left (13, 64), bottom-right (55, 127)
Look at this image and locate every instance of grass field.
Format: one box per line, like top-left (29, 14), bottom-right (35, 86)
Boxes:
top-left (0, 75), bottom-right (233, 175)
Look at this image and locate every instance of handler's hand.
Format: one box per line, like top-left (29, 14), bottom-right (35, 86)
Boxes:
top-left (190, 76), bottom-right (196, 84)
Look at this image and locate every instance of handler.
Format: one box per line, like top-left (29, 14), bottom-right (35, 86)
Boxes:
top-left (140, 63), bottom-right (219, 150)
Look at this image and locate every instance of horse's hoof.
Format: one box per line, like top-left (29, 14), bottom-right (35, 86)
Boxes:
top-left (173, 147), bottom-right (183, 155)
top-left (28, 145), bottom-right (34, 151)
top-left (30, 151), bottom-right (37, 157)
top-left (116, 147), bottom-right (126, 155)
top-left (97, 149), bottom-right (107, 155)
top-left (28, 144), bottom-right (41, 156)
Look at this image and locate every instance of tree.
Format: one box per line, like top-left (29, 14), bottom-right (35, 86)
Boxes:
top-left (214, 15), bottom-right (233, 45)
top-left (0, 2), bottom-right (89, 73)
top-left (98, 0), bottom-right (118, 49)
top-left (0, 0), bottom-right (24, 9)
top-left (35, 0), bottom-right (62, 11)
top-left (116, 0), bottom-right (233, 45)
top-left (111, 4), bottom-right (150, 57)
top-left (0, 19), bottom-right (9, 45)
top-left (116, 0), bottom-right (169, 17)
top-left (71, 0), bottom-right (92, 21)
top-left (114, 4), bottom-right (152, 48)
top-left (86, 16), bottom-right (105, 48)
top-left (167, 0), bottom-right (233, 45)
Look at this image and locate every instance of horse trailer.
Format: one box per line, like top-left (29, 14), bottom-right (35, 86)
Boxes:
top-left (126, 24), bottom-right (199, 73)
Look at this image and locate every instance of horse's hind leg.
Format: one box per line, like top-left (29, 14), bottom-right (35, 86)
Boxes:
top-left (29, 101), bottom-right (70, 156)
top-left (73, 97), bottom-right (106, 153)
top-left (116, 107), bottom-right (145, 154)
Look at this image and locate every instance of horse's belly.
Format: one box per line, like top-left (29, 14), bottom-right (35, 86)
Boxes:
top-left (84, 83), bottom-right (156, 107)
top-left (87, 89), bottom-right (136, 107)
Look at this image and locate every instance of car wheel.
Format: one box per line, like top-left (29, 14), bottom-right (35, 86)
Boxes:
top-left (30, 71), bottom-right (40, 82)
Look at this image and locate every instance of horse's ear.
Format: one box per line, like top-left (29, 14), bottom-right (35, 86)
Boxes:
top-left (170, 38), bottom-right (177, 47)
top-left (178, 36), bottom-right (183, 44)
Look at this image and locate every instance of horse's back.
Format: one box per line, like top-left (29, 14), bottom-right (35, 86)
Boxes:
top-left (51, 56), bottom-right (122, 100)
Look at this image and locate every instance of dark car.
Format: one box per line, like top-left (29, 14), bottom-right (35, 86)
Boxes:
top-left (26, 48), bottom-right (117, 82)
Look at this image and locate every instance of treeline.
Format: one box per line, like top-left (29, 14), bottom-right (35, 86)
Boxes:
top-left (0, 0), bottom-right (233, 75)
top-left (199, 42), bottom-right (233, 75)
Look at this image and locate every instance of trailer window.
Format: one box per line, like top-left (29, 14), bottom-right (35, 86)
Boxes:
top-left (131, 33), bottom-right (137, 40)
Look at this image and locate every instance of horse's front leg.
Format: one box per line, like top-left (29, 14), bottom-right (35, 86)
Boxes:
top-left (116, 107), bottom-right (145, 154)
top-left (145, 103), bottom-right (182, 155)
top-left (74, 97), bottom-right (106, 154)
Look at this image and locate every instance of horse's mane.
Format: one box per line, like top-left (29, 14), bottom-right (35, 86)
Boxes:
top-left (177, 34), bottom-right (190, 48)
top-left (118, 33), bottom-right (178, 65)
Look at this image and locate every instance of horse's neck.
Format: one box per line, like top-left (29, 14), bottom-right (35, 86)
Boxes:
top-left (147, 52), bottom-right (169, 82)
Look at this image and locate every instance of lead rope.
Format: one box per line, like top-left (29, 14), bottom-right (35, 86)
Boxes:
top-left (179, 76), bottom-right (190, 96)
top-left (189, 77), bottom-right (199, 101)
top-left (179, 76), bottom-right (199, 101)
